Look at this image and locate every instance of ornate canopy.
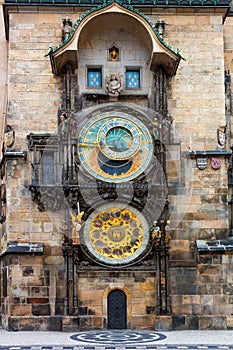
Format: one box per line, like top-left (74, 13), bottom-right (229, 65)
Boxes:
top-left (47, 1), bottom-right (184, 76)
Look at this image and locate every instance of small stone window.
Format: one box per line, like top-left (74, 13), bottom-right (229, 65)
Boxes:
top-left (87, 67), bottom-right (102, 88)
top-left (125, 69), bottom-right (140, 89)
top-left (41, 151), bottom-right (55, 185)
top-left (27, 134), bottom-right (59, 186)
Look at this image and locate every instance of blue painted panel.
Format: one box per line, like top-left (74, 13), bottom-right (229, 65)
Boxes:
top-left (126, 70), bottom-right (140, 89)
top-left (87, 69), bottom-right (102, 88)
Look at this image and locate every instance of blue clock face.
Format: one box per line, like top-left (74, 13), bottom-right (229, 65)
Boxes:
top-left (77, 111), bottom-right (153, 183)
top-left (105, 127), bottom-right (133, 152)
top-left (105, 127), bottom-right (131, 152)
top-left (98, 119), bottom-right (140, 160)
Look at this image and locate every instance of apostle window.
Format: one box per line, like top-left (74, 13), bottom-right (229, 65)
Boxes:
top-left (125, 69), bottom-right (140, 89)
top-left (87, 67), bottom-right (102, 88)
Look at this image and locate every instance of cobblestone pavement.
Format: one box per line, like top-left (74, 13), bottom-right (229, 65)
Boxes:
top-left (0, 330), bottom-right (233, 349)
top-left (1, 346), bottom-right (233, 350)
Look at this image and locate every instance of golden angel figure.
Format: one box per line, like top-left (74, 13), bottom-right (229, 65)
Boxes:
top-left (70, 210), bottom-right (84, 245)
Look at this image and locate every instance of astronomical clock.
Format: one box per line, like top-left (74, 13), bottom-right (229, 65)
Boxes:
top-left (71, 105), bottom-right (166, 268)
top-left (77, 111), bottom-right (153, 183)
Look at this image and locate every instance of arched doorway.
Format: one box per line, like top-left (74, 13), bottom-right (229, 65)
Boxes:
top-left (107, 289), bottom-right (127, 329)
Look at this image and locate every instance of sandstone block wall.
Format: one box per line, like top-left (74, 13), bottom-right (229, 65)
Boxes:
top-left (77, 271), bottom-right (156, 330)
top-left (0, 5), bottom-right (232, 330)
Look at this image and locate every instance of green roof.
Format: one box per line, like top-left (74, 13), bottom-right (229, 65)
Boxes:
top-left (4, 0), bottom-right (231, 7)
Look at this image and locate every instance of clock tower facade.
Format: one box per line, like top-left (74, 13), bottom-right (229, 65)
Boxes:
top-left (1, 0), bottom-right (232, 332)
top-left (39, 2), bottom-right (180, 330)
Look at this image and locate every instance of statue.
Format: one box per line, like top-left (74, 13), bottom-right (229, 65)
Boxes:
top-left (70, 210), bottom-right (84, 245)
top-left (60, 221), bottom-right (71, 244)
top-left (59, 112), bottom-right (68, 136)
top-left (150, 220), bottom-right (162, 245)
top-left (106, 73), bottom-right (123, 96)
top-left (110, 48), bottom-right (118, 61)
top-left (150, 220), bottom-right (171, 246)
top-left (164, 220), bottom-right (171, 245)
top-left (109, 46), bottom-right (119, 61)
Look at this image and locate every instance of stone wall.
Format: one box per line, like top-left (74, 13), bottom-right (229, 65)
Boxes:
top-left (166, 13), bottom-right (226, 148)
top-left (6, 10), bottom-right (227, 147)
top-left (77, 271), bottom-right (156, 330)
top-left (0, 4), bottom-right (232, 331)
top-left (1, 242), bottom-right (64, 330)
top-left (7, 12), bottom-right (63, 144)
top-left (169, 251), bottom-right (233, 330)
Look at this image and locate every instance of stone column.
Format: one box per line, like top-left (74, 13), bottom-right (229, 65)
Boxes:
top-left (154, 66), bottom-right (168, 117)
top-left (0, 0), bottom-right (8, 150)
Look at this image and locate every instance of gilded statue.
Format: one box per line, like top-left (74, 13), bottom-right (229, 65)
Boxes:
top-left (70, 210), bottom-right (84, 245)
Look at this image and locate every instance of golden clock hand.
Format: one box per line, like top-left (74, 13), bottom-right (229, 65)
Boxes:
top-left (78, 142), bottom-right (99, 147)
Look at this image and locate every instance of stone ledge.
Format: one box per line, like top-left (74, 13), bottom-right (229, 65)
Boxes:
top-left (196, 239), bottom-right (233, 253)
top-left (154, 315), bottom-right (172, 331)
top-left (62, 316), bottom-right (79, 332)
top-left (5, 316), bottom-right (62, 331)
top-left (189, 149), bottom-right (231, 157)
top-left (0, 242), bottom-right (44, 257)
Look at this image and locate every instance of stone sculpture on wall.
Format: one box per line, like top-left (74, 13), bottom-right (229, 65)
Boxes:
top-left (150, 220), bottom-right (162, 245)
top-left (217, 126), bottom-right (226, 149)
top-left (59, 112), bottom-right (68, 136)
top-left (4, 125), bottom-right (15, 149)
top-left (105, 73), bottom-right (123, 96)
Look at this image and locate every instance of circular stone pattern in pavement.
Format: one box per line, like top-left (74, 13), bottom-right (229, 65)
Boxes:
top-left (70, 330), bottom-right (167, 344)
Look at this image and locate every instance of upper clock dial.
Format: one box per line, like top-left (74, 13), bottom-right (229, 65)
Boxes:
top-left (98, 118), bottom-right (140, 160)
top-left (77, 111), bottom-right (153, 183)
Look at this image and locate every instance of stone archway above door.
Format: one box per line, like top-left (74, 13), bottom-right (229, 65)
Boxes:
top-left (103, 286), bottom-right (132, 330)
top-left (108, 289), bottom-right (127, 329)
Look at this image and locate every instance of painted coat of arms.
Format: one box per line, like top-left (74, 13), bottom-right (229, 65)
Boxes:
top-left (211, 157), bottom-right (221, 170)
top-left (196, 157), bottom-right (207, 170)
